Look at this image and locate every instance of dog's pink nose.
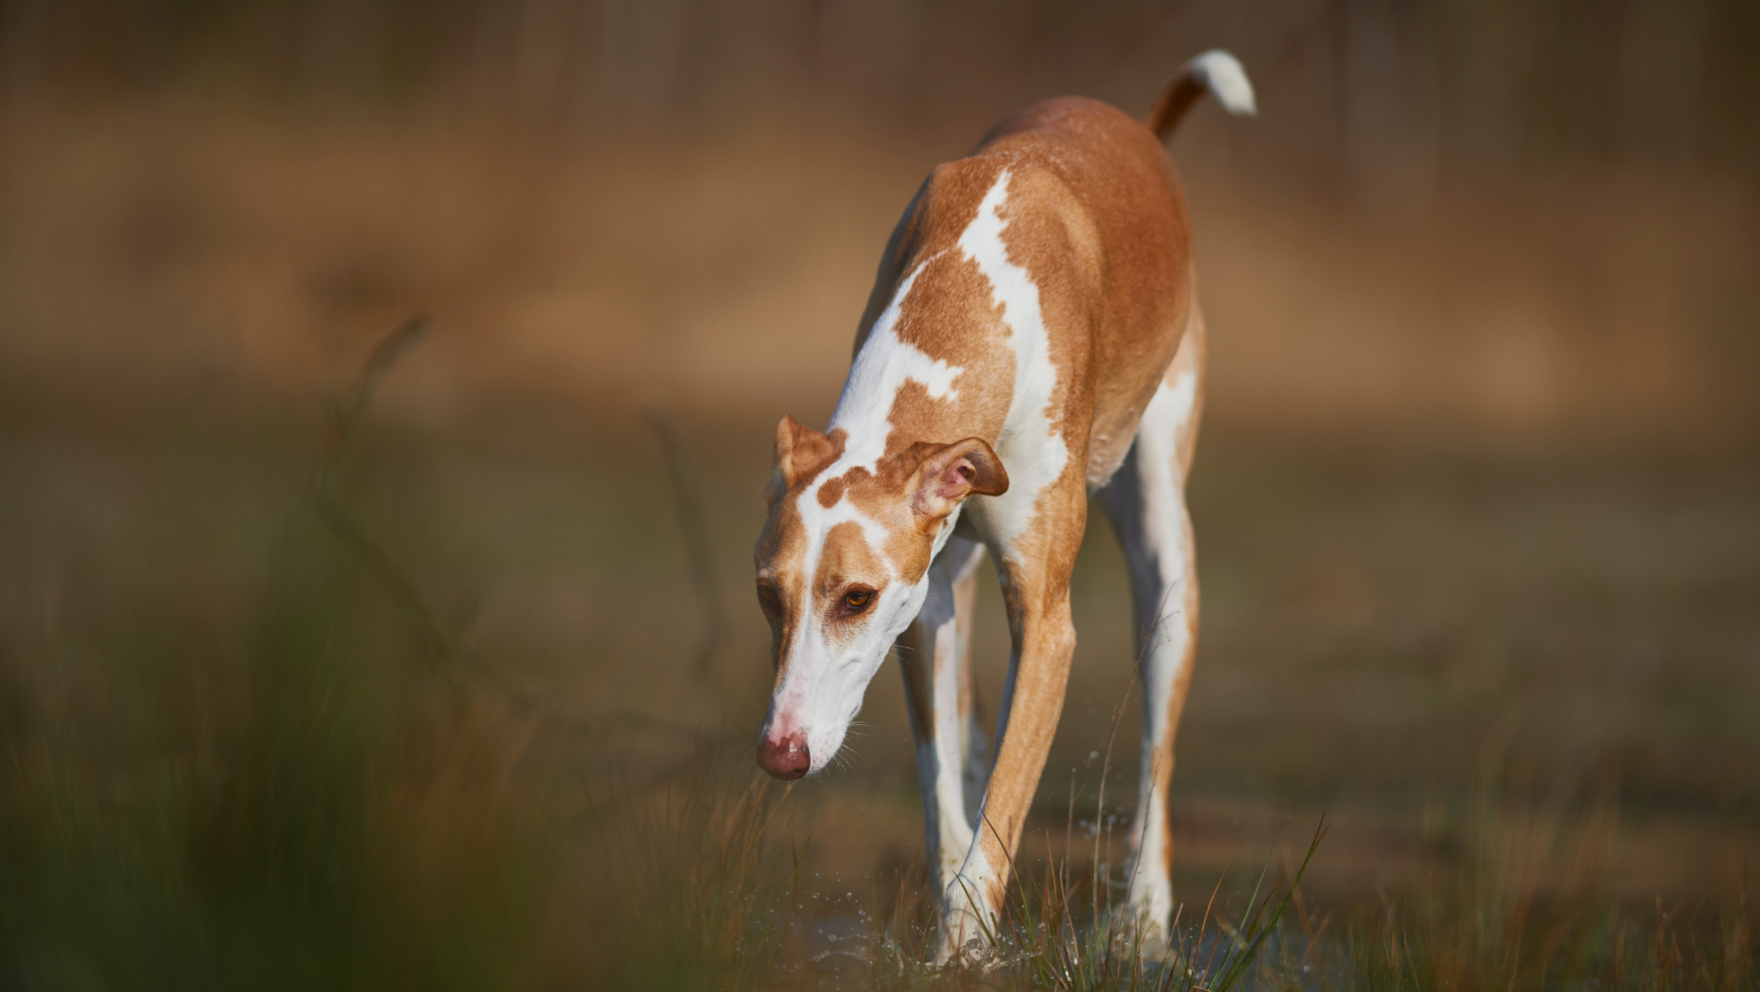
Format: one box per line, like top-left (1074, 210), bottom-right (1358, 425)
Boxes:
top-left (757, 732), bottom-right (810, 780)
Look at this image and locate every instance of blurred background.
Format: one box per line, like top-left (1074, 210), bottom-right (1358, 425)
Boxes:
top-left (1, 0), bottom-right (1757, 986)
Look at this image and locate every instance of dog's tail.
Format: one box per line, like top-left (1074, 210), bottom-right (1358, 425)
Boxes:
top-left (1146, 50), bottom-right (1256, 142)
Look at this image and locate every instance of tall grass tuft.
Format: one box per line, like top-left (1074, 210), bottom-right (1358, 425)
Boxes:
top-left (1320, 764), bottom-right (1756, 992)
top-left (0, 319), bottom-right (549, 990)
top-left (984, 819), bottom-right (1326, 992)
top-left (571, 752), bottom-right (807, 990)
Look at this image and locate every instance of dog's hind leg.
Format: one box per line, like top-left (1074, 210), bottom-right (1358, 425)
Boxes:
top-left (1095, 315), bottom-right (1206, 944)
top-left (897, 536), bottom-right (989, 898)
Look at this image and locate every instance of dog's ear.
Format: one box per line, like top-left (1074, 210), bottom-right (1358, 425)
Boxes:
top-left (905, 437), bottom-right (1008, 524)
top-left (767, 415), bottom-right (842, 507)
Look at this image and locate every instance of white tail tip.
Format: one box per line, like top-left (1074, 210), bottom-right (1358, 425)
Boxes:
top-left (1186, 50), bottom-right (1257, 117)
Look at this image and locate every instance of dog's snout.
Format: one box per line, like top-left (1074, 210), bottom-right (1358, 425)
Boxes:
top-left (757, 731), bottom-right (810, 780)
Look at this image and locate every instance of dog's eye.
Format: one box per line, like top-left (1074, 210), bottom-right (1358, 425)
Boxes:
top-left (756, 582), bottom-right (782, 612)
top-left (842, 588), bottom-right (873, 613)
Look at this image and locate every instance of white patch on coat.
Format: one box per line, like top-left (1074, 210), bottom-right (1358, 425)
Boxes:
top-left (1117, 369), bottom-right (1199, 937)
top-left (941, 847), bottom-right (1000, 953)
top-left (767, 483), bottom-right (928, 774)
top-left (765, 485), bottom-right (965, 773)
top-left (829, 260), bottom-right (963, 472)
top-left (904, 538), bottom-right (987, 896)
top-left (924, 611), bottom-right (975, 879)
top-left (1130, 371), bottom-right (1196, 753)
top-left (957, 168), bottom-right (1069, 555)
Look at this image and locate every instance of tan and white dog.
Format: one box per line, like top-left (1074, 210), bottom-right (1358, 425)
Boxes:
top-left (753, 51), bottom-right (1255, 959)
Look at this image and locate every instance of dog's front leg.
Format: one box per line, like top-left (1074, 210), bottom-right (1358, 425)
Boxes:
top-left (936, 485), bottom-right (1085, 964)
top-left (897, 537), bottom-right (989, 900)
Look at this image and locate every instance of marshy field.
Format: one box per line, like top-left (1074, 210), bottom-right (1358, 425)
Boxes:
top-left (3, 2), bottom-right (1759, 989)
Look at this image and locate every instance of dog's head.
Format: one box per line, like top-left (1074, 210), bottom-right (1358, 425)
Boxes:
top-left (752, 415), bottom-right (1006, 779)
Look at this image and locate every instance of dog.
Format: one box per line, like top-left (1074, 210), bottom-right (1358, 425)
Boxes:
top-left (751, 50), bottom-right (1255, 959)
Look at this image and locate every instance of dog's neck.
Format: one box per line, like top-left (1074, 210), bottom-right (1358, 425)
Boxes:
top-left (828, 168), bottom-right (1065, 478)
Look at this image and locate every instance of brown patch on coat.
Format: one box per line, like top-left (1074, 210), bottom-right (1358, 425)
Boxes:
top-left (816, 475), bottom-right (846, 508)
top-left (813, 520), bottom-right (886, 638)
top-left (768, 416), bottom-right (846, 508)
top-left (896, 623), bottom-right (937, 744)
top-left (753, 492), bottom-right (810, 685)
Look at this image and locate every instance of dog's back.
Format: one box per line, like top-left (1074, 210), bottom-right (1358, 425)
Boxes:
top-left (851, 96), bottom-right (1197, 492)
